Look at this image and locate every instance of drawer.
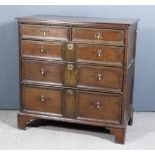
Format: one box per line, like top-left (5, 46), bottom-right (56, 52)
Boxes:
top-left (76, 45), bottom-right (124, 66)
top-left (22, 60), bottom-right (63, 85)
top-left (72, 28), bottom-right (124, 46)
top-left (21, 40), bottom-right (63, 60)
top-left (77, 65), bottom-right (123, 92)
top-left (22, 85), bottom-right (62, 115)
top-left (77, 91), bottom-right (122, 124)
top-left (20, 24), bottom-right (69, 41)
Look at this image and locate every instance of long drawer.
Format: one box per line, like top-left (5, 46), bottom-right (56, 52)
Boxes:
top-left (21, 85), bottom-right (122, 124)
top-left (21, 60), bottom-right (123, 92)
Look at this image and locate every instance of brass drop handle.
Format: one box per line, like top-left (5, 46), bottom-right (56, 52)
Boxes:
top-left (96, 50), bottom-right (103, 57)
top-left (41, 30), bottom-right (49, 37)
top-left (95, 32), bottom-right (101, 40)
top-left (67, 64), bottom-right (74, 71)
top-left (67, 90), bottom-right (73, 96)
top-left (43, 31), bottom-right (46, 36)
top-left (95, 101), bottom-right (101, 109)
top-left (40, 47), bottom-right (46, 53)
top-left (40, 68), bottom-right (46, 76)
top-left (40, 95), bottom-right (46, 103)
top-left (40, 48), bottom-right (44, 53)
top-left (96, 73), bottom-right (103, 81)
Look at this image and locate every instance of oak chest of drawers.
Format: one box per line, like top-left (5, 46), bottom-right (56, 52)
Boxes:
top-left (17, 15), bottom-right (138, 144)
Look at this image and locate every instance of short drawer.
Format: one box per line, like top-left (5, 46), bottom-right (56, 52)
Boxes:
top-left (21, 40), bottom-right (63, 60)
top-left (22, 85), bottom-right (62, 115)
top-left (20, 24), bottom-right (69, 41)
top-left (72, 27), bottom-right (124, 45)
top-left (77, 91), bottom-right (122, 124)
top-left (76, 45), bottom-right (124, 66)
top-left (77, 65), bottom-right (123, 92)
top-left (22, 60), bottom-right (63, 85)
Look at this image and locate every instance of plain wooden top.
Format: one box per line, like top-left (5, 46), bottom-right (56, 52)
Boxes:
top-left (17, 15), bottom-right (139, 26)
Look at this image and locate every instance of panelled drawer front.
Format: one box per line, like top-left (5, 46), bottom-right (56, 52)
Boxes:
top-left (77, 65), bottom-right (123, 92)
top-left (21, 40), bottom-right (63, 60)
top-left (77, 91), bottom-right (122, 124)
top-left (20, 24), bottom-right (69, 41)
top-left (22, 85), bottom-right (62, 115)
top-left (63, 89), bottom-right (76, 118)
top-left (63, 63), bottom-right (77, 87)
top-left (22, 60), bottom-right (63, 85)
top-left (77, 45), bottom-right (124, 66)
top-left (72, 28), bottom-right (124, 46)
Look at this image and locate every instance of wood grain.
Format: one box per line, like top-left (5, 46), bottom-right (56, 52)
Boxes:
top-left (21, 40), bottom-right (63, 60)
top-left (77, 90), bottom-right (122, 124)
top-left (22, 60), bottom-right (63, 85)
top-left (22, 85), bottom-right (63, 115)
top-left (20, 24), bottom-right (69, 41)
top-left (17, 15), bottom-right (138, 144)
top-left (77, 65), bottom-right (123, 92)
top-left (72, 27), bottom-right (124, 46)
top-left (77, 44), bottom-right (124, 66)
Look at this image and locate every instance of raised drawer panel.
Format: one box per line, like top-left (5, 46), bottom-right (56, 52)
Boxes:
top-left (64, 43), bottom-right (76, 61)
top-left (77, 44), bottom-right (124, 66)
top-left (22, 60), bottom-right (63, 85)
top-left (20, 24), bottom-right (69, 41)
top-left (77, 91), bottom-right (122, 124)
top-left (63, 63), bottom-right (77, 87)
top-left (21, 40), bottom-right (63, 60)
top-left (77, 65), bottom-right (123, 92)
top-left (22, 85), bottom-right (62, 115)
top-left (63, 89), bottom-right (76, 118)
top-left (72, 28), bottom-right (124, 46)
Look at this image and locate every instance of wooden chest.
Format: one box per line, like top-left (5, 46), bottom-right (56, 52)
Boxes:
top-left (17, 15), bottom-right (138, 144)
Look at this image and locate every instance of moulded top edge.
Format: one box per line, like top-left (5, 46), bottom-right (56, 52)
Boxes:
top-left (16, 15), bottom-right (139, 26)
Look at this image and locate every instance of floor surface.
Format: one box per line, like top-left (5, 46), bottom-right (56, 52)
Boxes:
top-left (0, 111), bottom-right (155, 149)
